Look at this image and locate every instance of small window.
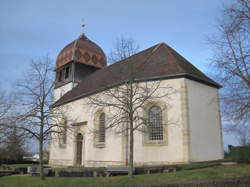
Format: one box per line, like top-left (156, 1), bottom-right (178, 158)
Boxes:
top-left (59, 121), bottom-right (67, 147)
top-left (148, 106), bottom-right (163, 140)
top-left (64, 66), bottom-right (70, 79)
top-left (99, 113), bottom-right (105, 143)
top-left (62, 124), bottom-right (67, 144)
top-left (58, 70), bottom-right (63, 82)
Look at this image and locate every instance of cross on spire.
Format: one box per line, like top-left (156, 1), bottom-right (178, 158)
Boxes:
top-left (81, 19), bottom-right (85, 34)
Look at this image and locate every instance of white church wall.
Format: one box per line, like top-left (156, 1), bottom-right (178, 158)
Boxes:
top-left (186, 79), bottom-right (224, 161)
top-left (72, 95), bottom-right (123, 167)
top-left (50, 94), bottom-right (124, 167)
top-left (49, 127), bottom-right (76, 166)
top-left (49, 105), bottom-right (80, 166)
top-left (50, 78), bottom-right (186, 166)
top-left (49, 78), bottom-right (223, 167)
top-left (133, 78), bottom-right (185, 165)
top-left (49, 102), bottom-right (84, 166)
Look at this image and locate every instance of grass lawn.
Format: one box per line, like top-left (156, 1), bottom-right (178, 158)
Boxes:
top-left (176, 162), bottom-right (220, 170)
top-left (0, 164), bottom-right (250, 187)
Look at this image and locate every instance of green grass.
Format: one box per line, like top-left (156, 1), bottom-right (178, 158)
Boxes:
top-left (176, 162), bottom-right (219, 170)
top-left (0, 164), bottom-right (250, 187)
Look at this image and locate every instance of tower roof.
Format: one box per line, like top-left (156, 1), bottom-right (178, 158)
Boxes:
top-left (53, 43), bottom-right (221, 107)
top-left (56, 34), bottom-right (107, 69)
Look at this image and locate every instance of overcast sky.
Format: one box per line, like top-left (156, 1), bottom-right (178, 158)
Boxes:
top-left (0, 0), bottom-right (235, 151)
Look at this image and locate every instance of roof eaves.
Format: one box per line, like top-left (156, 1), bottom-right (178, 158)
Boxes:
top-left (52, 79), bottom-right (129, 108)
top-left (52, 73), bottom-right (221, 108)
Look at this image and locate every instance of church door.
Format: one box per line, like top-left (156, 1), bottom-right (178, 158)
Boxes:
top-left (76, 133), bottom-right (83, 165)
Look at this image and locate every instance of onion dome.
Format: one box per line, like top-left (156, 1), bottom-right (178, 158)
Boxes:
top-left (56, 33), bottom-right (107, 69)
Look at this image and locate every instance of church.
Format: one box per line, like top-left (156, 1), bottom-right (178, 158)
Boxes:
top-left (49, 32), bottom-right (224, 167)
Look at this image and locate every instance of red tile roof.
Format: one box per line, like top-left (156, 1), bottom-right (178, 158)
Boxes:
top-left (56, 34), bottom-right (107, 69)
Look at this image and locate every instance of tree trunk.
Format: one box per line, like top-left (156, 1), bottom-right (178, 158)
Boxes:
top-left (128, 64), bottom-right (134, 178)
top-left (128, 120), bottom-right (134, 178)
top-left (39, 139), bottom-right (45, 180)
top-left (125, 126), bottom-right (129, 166)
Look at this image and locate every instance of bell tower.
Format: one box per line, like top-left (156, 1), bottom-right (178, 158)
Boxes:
top-left (54, 32), bottom-right (107, 101)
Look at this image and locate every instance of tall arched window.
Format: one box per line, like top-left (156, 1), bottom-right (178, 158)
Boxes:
top-left (148, 106), bottom-right (163, 140)
top-left (59, 120), bottom-right (67, 147)
top-left (99, 113), bottom-right (105, 143)
top-left (62, 123), bottom-right (67, 144)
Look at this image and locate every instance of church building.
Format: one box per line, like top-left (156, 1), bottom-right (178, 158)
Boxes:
top-left (49, 32), bottom-right (224, 167)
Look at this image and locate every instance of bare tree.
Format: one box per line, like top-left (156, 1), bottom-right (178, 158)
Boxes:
top-left (108, 36), bottom-right (139, 64)
top-left (3, 125), bottom-right (26, 161)
top-left (0, 87), bottom-right (15, 144)
top-left (0, 85), bottom-right (27, 161)
top-left (209, 0), bottom-right (250, 122)
top-left (88, 37), bottom-right (175, 177)
top-left (224, 119), bottom-right (250, 146)
top-left (0, 90), bottom-right (11, 122)
top-left (14, 57), bottom-right (70, 180)
top-left (0, 90), bottom-right (8, 144)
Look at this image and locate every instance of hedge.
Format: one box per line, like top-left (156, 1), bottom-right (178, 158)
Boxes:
top-left (230, 146), bottom-right (250, 163)
top-left (135, 165), bottom-right (179, 174)
top-left (0, 159), bottom-right (38, 165)
top-left (54, 167), bottom-right (106, 177)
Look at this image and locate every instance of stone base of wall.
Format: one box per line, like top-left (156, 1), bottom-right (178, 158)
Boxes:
top-left (133, 161), bottom-right (188, 166)
top-left (49, 159), bottom-right (73, 167)
top-left (85, 161), bottom-right (188, 167)
top-left (49, 158), bottom-right (190, 167)
top-left (85, 160), bottom-right (124, 167)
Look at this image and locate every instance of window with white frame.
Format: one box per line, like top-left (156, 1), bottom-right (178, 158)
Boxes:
top-left (148, 106), bottom-right (163, 140)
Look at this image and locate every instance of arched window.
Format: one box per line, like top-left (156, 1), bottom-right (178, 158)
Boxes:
top-left (148, 106), bottom-right (163, 140)
top-left (99, 113), bottom-right (105, 143)
top-left (59, 120), bottom-right (67, 147)
top-left (62, 124), bottom-right (67, 144)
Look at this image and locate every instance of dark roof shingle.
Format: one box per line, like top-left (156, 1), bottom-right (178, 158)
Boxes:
top-left (53, 43), bottom-right (221, 107)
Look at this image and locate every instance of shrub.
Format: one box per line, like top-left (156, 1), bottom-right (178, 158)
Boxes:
top-left (135, 165), bottom-right (179, 174)
top-left (0, 159), bottom-right (38, 165)
top-left (54, 167), bottom-right (106, 177)
top-left (230, 146), bottom-right (250, 163)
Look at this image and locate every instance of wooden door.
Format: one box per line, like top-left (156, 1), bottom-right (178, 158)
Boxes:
top-left (76, 133), bottom-right (83, 165)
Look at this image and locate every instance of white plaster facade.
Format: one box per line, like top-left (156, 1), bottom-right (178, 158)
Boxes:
top-left (49, 78), bottom-right (224, 167)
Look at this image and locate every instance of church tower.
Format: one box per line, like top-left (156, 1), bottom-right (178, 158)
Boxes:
top-left (54, 33), bottom-right (107, 101)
